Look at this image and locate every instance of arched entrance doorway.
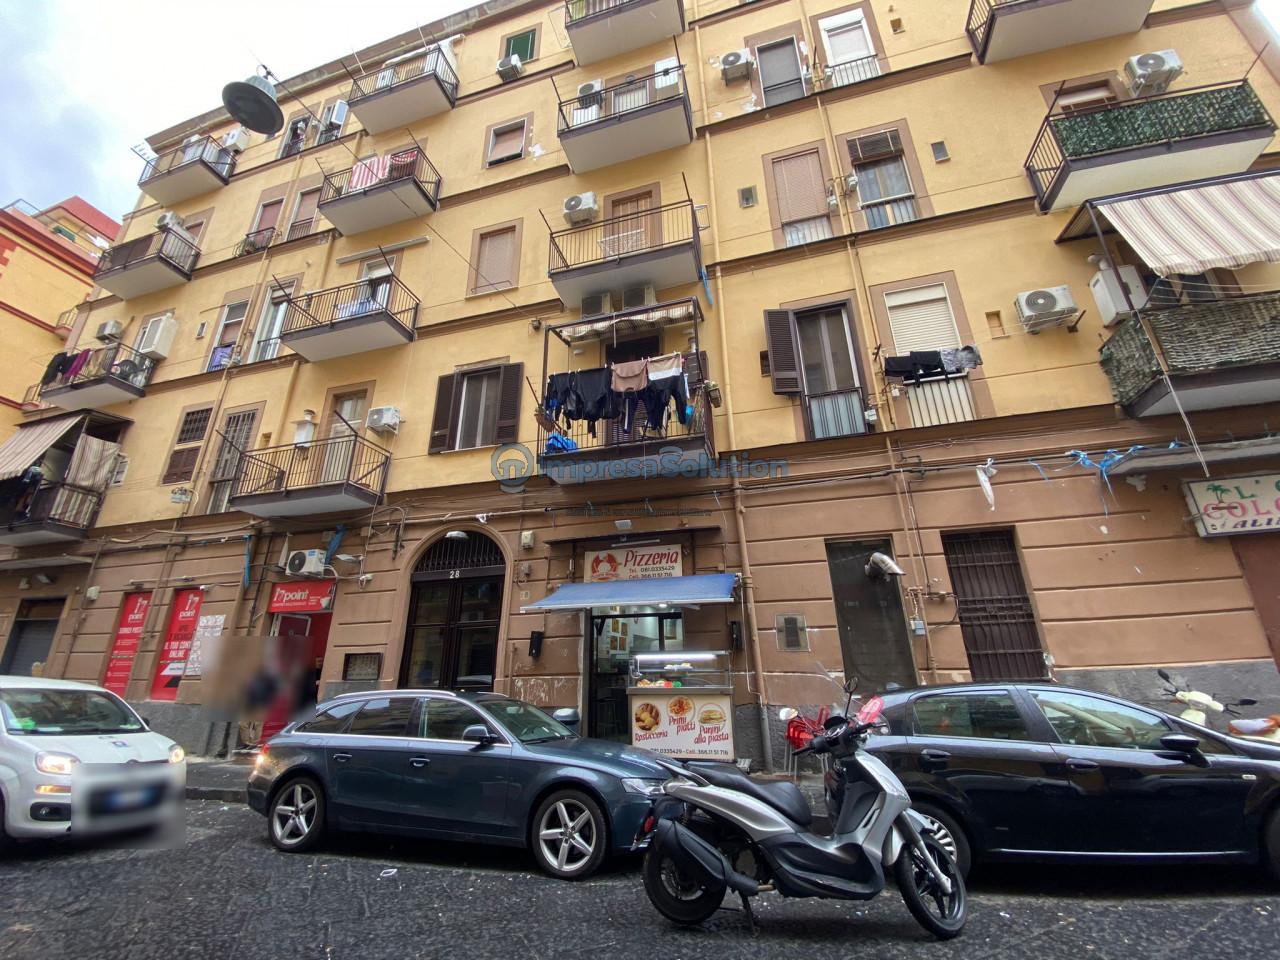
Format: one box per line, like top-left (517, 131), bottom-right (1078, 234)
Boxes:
top-left (400, 532), bottom-right (505, 691)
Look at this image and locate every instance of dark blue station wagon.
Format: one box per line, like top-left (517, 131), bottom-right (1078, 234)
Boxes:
top-left (247, 690), bottom-right (668, 878)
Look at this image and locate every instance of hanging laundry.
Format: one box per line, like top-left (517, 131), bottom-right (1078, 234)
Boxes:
top-left (611, 358), bottom-right (648, 392)
top-left (64, 349), bottom-right (93, 380)
top-left (572, 367), bottom-right (616, 437)
top-left (544, 372), bottom-right (575, 426)
top-left (941, 345), bottom-right (982, 374)
top-left (544, 433), bottom-right (579, 455)
top-left (349, 154), bottom-right (391, 192)
top-left (646, 352), bottom-right (683, 380)
top-left (883, 350), bottom-right (946, 383)
top-left (640, 374), bottom-right (689, 433)
top-left (41, 353), bottom-right (73, 386)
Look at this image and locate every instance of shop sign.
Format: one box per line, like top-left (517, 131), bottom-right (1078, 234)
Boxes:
top-left (268, 581), bottom-right (336, 613)
top-left (150, 589), bottom-right (203, 701)
top-left (1184, 474), bottom-right (1280, 537)
top-left (585, 543), bottom-right (682, 582)
top-left (102, 592), bottom-right (151, 697)
top-left (630, 692), bottom-right (733, 760)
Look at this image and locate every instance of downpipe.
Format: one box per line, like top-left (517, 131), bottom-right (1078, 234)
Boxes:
top-left (895, 810), bottom-right (954, 896)
top-left (654, 819), bottom-right (761, 897)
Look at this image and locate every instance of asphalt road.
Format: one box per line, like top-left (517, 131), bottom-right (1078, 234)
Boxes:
top-left (1, 800), bottom-right (1277, 960)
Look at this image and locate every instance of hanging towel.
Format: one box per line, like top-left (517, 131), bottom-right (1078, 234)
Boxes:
top-left (882, 355), bottom-right (918, 380)
top-left (545, 373), bottom-right (575, 425)
top-left (940, 345), bottom-right (982, 374)
top-left (646, 352), bottom-right (683, 381)
top-left (611, 358), bottom-right (649, 393)
top-left (64, 349), bottom-right (93, 380)
top-left (349, 154), bottom-right (391, 192)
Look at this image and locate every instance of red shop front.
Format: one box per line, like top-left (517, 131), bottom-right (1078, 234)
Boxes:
top-left (260, 581), bottom-right (334, 739)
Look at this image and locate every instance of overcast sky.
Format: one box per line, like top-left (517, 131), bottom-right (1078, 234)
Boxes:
top-left (1, 0), bottom-right (1278, 223)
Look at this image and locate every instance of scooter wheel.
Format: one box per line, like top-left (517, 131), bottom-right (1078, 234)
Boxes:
top-left (895, 833), bottom-right (966, 940)
top-left (642, 847), bottom-right (725, 925)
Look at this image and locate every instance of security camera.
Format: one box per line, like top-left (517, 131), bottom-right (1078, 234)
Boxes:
top-left (865, 552), bottom-right (906, 578)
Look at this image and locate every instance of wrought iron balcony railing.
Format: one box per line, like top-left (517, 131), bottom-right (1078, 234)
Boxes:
top-left (42, 341), bottom-right (157, 395)
top-left (1025, 80), bottom-right (1274, 205)
top-left (236, 227), bottom-right (275, 257)
top-left (564, 0), bottom-right (646, 26)
top-left (231, 434), bottom-right (391, 501)
top-left (284, 218), bottom-right (318, 242)
top-left (556, 65), bottom-right (689, 133)
top-left (94, 229), bottom-right (200, 280)
top-left (282, 276), bottom-right (419, 337)
top-left (548, 198), bottom-right (698, 273)
top-left (821, 54), bottom-right (881, 90)
top-left (318, 147), bottom-right (442, 206)
top-left (347, 47), bottom-right (459, 106)
top-left (804, 387), bottom-right (868, 439)
top-left (0, 482), bottom-right (103, 533)
top-left (138, 136), bottom-right (235, 186)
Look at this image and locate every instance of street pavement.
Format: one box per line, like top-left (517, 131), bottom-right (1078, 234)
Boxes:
top-left (1, 800), bottom-right (1277, 960)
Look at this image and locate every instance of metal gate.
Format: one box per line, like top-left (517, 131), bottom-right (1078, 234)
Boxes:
top-left (941, 530), bottom-right (1047, 681)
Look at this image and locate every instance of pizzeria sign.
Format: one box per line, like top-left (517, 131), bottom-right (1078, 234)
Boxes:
top-left (1184, 474), bottom-right (1280, 537)
top-left (585, 543), bottom-right (683, 582)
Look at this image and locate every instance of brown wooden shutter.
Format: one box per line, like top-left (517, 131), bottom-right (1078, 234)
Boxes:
top-left (162, 446), bottom-right (200, 484)
top-left (772, 151), bottom-right (827, 222)
top-left (429, 374), bottom-right (458, 453)
top-left (763, 309), bottom-right (801, 394)
top-left (848, 129), bottom-right (903, 164)
top-left (474, 227), bottom-right (516, 293)
top-left (487, 122), bottom-right (526, 164)
top-left (493, 362), bottom-right (524, 444)
top-left (682, 350), bottom-right (710, 388)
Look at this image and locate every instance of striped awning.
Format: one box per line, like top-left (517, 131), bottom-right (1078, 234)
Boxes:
top-left (0, 415), bottom-right (84, 481)
top-left (1099, 176), bottom-right (1280, 277)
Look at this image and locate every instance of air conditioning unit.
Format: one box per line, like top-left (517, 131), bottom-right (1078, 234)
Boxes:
top-left (563, 191), bottom-right (599, 225)
top-left (328, 100), bottom-right (348, 129)
top-left (1125, 49), bottom-right (1183, 96)
top-left (221, 126), bottom-right (249, 153)
top-left (156, 211), bottom-right (184, 231)
top-left (1089, 264), bottom-right (1150, 327)
top-left (95, 319), bottom-right (124, 342)
top-left (720, 49), bottom-right (754, 83)
top-left (581, 292), bottom-right (614, 317)
top-left (286, 549), bottom-right (326, 577)
top-left (366, 406), bottom-right (402, 435)
top-left (138, 313), bottom-right (177, 359)
top-left (577, 79), bottom-right (604, 108)
top-left (496, 54), bottom-right (524, 81)
top-left (1015, 286), bottom-right (1078, 334)
top-left (622, 284), bottom-right (656, 310)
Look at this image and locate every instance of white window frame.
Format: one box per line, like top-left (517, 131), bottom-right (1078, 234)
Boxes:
top-left (883, 282), bottom-right (962, 355)
top-left (250, 286), bottom-right (292, 363)
top-left (818, 10), bottom-right (875, 66)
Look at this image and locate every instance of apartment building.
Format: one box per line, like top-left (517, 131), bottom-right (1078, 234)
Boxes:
top-left (3, 0), bottom-right (1280, 762)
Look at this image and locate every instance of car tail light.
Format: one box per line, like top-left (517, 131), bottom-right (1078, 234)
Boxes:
top-left (642, 814), bottom-right (656, 835)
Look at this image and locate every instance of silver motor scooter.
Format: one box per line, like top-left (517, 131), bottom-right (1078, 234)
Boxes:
top-left (639, 695), bottom-right (966, 939)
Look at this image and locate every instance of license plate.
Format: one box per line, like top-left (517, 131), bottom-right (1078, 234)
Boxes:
top-left (107, 787), bottom-right (153, 810)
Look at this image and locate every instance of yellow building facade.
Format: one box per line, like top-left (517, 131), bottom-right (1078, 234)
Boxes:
top-left (4, 0), bottom-right (1280, 762)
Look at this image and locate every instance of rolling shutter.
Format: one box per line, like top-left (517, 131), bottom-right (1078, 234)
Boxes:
top-left (429, 374), bottom-right (458, 453)
top-left (493, 363), bottom-right (524, 444)
top-left (162, 447), bottom-right (200, 484)
top-left (487, 121), bottom-right (527, 165)
top-left (884, 284), bottom-right (961, 354)
top-left (772, 150), bottom-right (828, 223)
top-left (474, 227), bottom-right (517, 293)
top-left (848, 129), bottom-right (903, 164)
top-left (763, 309), bottom-right (802, 395)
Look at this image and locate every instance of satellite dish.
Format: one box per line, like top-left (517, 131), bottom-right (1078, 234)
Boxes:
top-left (222, 73), bottom-right (284, 135)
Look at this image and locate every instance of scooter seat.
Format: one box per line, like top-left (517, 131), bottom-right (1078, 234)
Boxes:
top-left (687, 762), bottom-right (813, 827)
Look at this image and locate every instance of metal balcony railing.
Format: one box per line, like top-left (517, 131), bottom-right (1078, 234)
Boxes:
top-left (318, 147), bottom-right (442, 207)
top-left (231, 434), bottom-right (391, 500)
top-left (284, 218), bottom-right (318, 242)
top-left (538, 377), bottom-right (714, 459)
top-left (281, 275), bottom-right (419, 337)
top-left (94, 229), bottom-right (200, 280)
top-left (804, 387), bottom-right (868, 439)
top-left (1025, 80), bottom-right (1274, 205)
top-left (905, 373), bottom-right (977, 427)
top-left (966, 0), bottom-right (1003, 55)
top-left (556, 65), bottom-right (689, 133)
top-left (43, 341), bottom-right (157, 394)
top-left (548, 198), bottom-right (698, 273)
top-left (0, 482), bottom-right (102, 532)
top-left (347, 46), bottom-right (459, 106)
top-left (821, 54), bottom-right (881, 89)
top-left (564, 0), bottom-right (647, 26)
top-left (138, 136), bottom-right (235, 185)
top-left (236, 227), bottom-right (275, 257)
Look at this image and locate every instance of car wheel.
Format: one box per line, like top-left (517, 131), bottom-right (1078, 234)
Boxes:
top-left (913, 803), bottom-right (971, 880)
top-left (268, 776), bottom-right (325, 853)
top-left (0, 794), bottom-right (13, 855)
top-left (1265, 806), bottom-right (1280, 881)
top-left (531, 789), bottom-right (607, 880)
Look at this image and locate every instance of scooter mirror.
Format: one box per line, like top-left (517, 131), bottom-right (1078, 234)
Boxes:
top-left (1238, 698), bottom-right (1259, 707)
top-left (1157, 668), bottom-right (1172, 683)
top-left (844, 677), bottom-right (859, 694)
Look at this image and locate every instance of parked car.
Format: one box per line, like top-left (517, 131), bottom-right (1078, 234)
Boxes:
top-left (247, 689), bottom-right (668, 879)
top-left (862, 682), bottom-right (1280, 878)
top-left (0, 676), bottom-right (186, 850)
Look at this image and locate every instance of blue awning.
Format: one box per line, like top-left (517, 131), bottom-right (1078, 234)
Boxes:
top-left (521, 573), bottom-right (738, 612)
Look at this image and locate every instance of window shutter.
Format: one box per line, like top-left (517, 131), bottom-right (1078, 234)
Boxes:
top-left (293, 189), bottom-right (320, 225)
top-left (493, 363), bottom-right (524, 444)
top-left (162, 446), bottom-right (200, 485)
top-left (763, 309), bottom-right (802, 394)
top-left (474, 227), bottom-right (516, 292)
top-left (848, 129), bottom-right (902, 164)
top-left (682, 350), bottom-right (710, 388)
top-left (211, 410), bottom-right (257, 481)
top-left (429, 374), bottom-right (458, 453)
top-left (758, 38), bottom-right (802, 88)
top-left (884, 284), bottom-right (961, 353)
top-left (487, 122), bottom-right (526, 164)
top-left (772, 151), bottom-right (827, 222)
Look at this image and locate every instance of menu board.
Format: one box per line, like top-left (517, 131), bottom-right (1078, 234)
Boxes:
top-left (630, 691), bottom-right (733, 760)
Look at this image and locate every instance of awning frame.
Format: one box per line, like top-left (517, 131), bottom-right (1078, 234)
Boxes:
top-left (0, 414), bottom-right (86, 481)
top-left (520, 572), bottom-right (739, 613)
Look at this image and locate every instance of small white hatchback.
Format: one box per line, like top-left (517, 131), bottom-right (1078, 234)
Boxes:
top-left (0, 676), bottom-right (186, 849)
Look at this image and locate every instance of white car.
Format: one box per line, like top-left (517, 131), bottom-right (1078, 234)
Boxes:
top-left (0, 676), bottom-right (186, 849)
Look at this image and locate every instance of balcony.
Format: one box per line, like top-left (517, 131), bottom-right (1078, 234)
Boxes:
top-left (548, 198), bottom-right (702, 304)
top-left (40, 342), bottom-right (156, 411)
top-left (565, 0), bottom-right (686, 65)
top-left (235, 226), bottom-right (276, 257)
top-left (346, 47), bottom-right (459, 134)
top-left (317, 148), bottom-right (441, 236)
top-left (538, 298), bottom-right (714, 484)
top-left (0, 482), bottom-right (102, 546)
top-left (280, 276), bottom-right (418, 362)
top-left (1100, 292), bottom-right (1280, 417)
top-left (229, 434), bottom-right (390, 518)
top-left (967, 0), bottom-right (1153, 64)
top-left (93, 229), bottom-right (199, 300)
top-left (905, 374), bottom-right (977, 427)
top-left (137, 136), bottom-right (236, 206)
top-left (557, 66), bottom-right (694, 173)
top-left (1025, 81), bottom-right (1276, 212)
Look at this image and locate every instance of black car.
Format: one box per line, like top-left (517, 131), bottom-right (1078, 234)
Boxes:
top-left (861, 682), bottom-right (1280, 878)
top-left (247, 690), bottom-right (669, 879)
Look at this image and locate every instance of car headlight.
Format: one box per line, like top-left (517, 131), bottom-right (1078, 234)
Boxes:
top-left (168, 745), bottom-right (186, 765)
top-left (35, 752), bottom-right (78, 775)
top-left (621, 778), bottom-right (665, 796)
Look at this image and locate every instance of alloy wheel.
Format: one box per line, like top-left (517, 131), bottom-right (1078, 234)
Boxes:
top-left (919, 814), bottom-right (957, 863)
top-left (660, 857), bottom-right (707, 901)
top-left (272, 782), bottom-right (318, 847)
top-left (537, 798), bottom-right (597, 874)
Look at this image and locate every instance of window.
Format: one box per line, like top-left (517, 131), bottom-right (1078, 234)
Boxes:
top-left (471, 225), bottom-right (519, 294)
top-left (913, 692), bottom-right (1032, 741)
top-left (162, 407), bottom-right (212, 484)
top-left (1031, 690), bottom-right (1170, 751)
top-left (486, 119), bottom-right (527, 166)
top-left (317, 100), bottom-right (347, 145)
top-left (295, 699), bottom-right (362, 733)
top-left (52, 224), bottom-right (76, 242)
top-left (348, 697), bottom-right (415, 737)
top-left (183, 220), bottom-right (205, 243)
top-left (884, 283), bottom-right (960, 354)
top-left (795, 307), bottom-right (864, 438)
top-left (250, 285), bottom-right (292, 362)
top-left (252, 198), bottom-right (284, 240)
top-left (421, 698), bottom-right (489, 740)
top-left (758, 37), bottom-right (805, 106)
top-left (287, 188), bottom-right (320, 241)
top-left (771, 149), bottom-right (832, 247)
top-left (504, 28), bottom-right (536, 63)
top-left (359, 259), bottom-right (395, 308)
top-left (279, 117), bottom-right (308, 158)
top-left (818, 11), bottom-right (879, 86)
top-left (429, 363), bottom-right (523, 453)
top-left (849, 130), bottom-right (917, 229)
top-left (207, 408), bottom-right (258, 514)
top-left (208, 301), bottom-right (247, 372)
